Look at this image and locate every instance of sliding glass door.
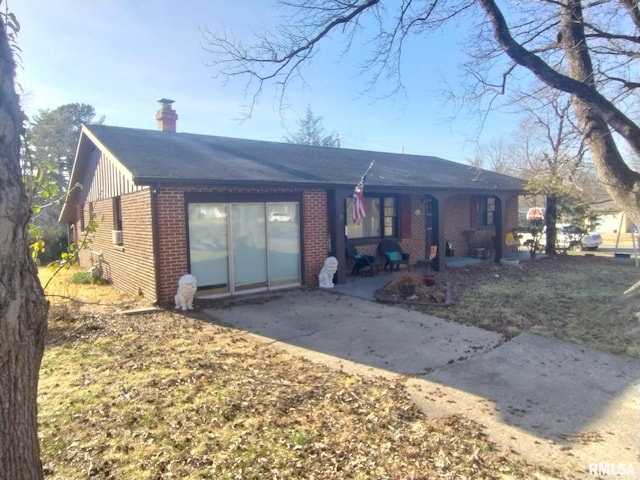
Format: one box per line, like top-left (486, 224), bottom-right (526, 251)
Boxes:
top-left (188, 201), bottom-right (300, 295)
top-left (188, 203), bottom-right (230, 294)
top-left (266, 202), bottom-right (300, 286)
top-left (231, 203), bottom-right (268, 291)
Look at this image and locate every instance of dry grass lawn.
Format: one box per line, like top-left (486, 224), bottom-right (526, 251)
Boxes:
top-left (425, 255), bottom-right (640, 358)
top-left (40, 255), bottom-right (639, 479)
top-left (38, 266), bottom-right (564, 479)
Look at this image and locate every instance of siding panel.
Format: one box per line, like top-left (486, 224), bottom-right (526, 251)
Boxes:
top-left (81, 149), bottom-right (143, 204)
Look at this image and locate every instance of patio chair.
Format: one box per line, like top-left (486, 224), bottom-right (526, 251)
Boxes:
top-left (377, 239), bottom-right (410, 271)
top-left (463, 230), bottom-right (488, 258)
top-left (346, 243), bottom-right (377, 275)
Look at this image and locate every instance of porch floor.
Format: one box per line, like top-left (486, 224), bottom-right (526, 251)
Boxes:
top-left (444, 249), bottom-right (541, 267)
top-left (334, 249), bottom-right (542, 301)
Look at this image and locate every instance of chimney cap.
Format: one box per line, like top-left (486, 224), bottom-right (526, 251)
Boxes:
top-left (157, 98), bottom-right (175, 105)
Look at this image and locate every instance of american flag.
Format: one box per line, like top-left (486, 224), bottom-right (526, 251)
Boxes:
top-left (352, 185), bottom-right (366, 223)
top-left (352, 160), bottom-right (374, 224)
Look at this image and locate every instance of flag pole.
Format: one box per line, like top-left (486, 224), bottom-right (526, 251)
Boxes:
top-left (352, 161), bottom-right (375, 224)
top-left (357, 160), bottom-right (375, 187)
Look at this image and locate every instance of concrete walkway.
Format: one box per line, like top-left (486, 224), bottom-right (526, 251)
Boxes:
top-left (204, 287), bottom-right (640, 475)
top-left (208, 289), bottom-right (503, 374)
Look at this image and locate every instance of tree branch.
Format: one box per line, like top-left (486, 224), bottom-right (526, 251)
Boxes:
top-left (620, 0), bottom-right (640, 29)
top-left (202, 0), bottom-right (380, 115)
top-left (477, 0), bottom-right (640, 155)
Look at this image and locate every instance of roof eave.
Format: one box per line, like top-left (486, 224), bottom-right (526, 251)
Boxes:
top-left (133, 176), bottom-right (526, 195)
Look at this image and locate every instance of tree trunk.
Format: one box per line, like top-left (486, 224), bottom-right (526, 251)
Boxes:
top-left (545, 195), bottom-right (558, 255)
top-left (0, 14), bottom-right (49, 480)
top-left (559, 0), bottom-right (640, 228)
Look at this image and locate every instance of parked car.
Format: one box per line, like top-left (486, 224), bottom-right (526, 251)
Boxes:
top-left (557, 224), bottom-right (602, 251)
top-left (579, 231), bottom-right (603, 250)
top-left (520, 224), bottom-right (603, 251)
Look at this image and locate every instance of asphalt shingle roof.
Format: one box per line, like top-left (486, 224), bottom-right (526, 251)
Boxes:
top-left (84, 124), bottom-right (525, 192)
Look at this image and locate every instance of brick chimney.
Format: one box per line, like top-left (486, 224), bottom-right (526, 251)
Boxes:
top-left (156, 98), bottom-right (178, 132)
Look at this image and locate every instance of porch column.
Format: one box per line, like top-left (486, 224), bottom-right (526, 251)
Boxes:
top-left (494, 194), bottom-right (508, 261)
top-left (431, 192), bottom-right (447, 271)
top-left (328, 188), bottom-right (351, 284)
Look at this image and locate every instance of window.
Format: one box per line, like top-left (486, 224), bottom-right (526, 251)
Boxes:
top-left (346, 195), bottom-right (397, 239)
top-left (476, 196), bottom-right (496, 227)
top-left (113, 197), bottom-right (122, 231)
top-left (383, 197), bottom-right (396, 236)
top-left (112, 197), bottom-right (123, 246)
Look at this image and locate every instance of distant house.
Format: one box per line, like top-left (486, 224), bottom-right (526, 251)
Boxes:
top-left (590, 200), bottom-right (634, 233)
top-left (59, 101), bottom-right (525, 304)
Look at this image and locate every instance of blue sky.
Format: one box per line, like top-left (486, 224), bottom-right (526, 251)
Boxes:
top-left (12, 0), bottom-right (518, 162)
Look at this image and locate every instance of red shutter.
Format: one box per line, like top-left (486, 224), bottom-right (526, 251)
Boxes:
top-left (399, 195), bottom-right (412, 239)
top-left (469, 197), bottom-right (478, 229)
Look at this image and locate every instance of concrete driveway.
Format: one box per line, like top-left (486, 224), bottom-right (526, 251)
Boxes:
top-left (204, 288), bottom-right (640, 473)
top-left (208, 290), bottom-right (502, 374)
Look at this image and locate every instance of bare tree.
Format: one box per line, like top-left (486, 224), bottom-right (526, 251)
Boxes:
top-left (202, 0), bottom-right (640, 227)
top-left (470, 91), bottom-right (590, 252)
top-left (516, 91), bottom-right (588, 252)
top-left (516, 93), bottom-right (586, 179)
top-left (0, 7), bottom-right (49, 480)
top-left (468, 137), bottom-right (514, 175)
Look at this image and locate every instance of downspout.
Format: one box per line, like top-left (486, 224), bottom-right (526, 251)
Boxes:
top-left (150, 186), bottom-right (161, 304)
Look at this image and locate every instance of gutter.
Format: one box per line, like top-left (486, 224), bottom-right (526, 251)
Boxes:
top-left (132, 177), bottom-right (526, 195)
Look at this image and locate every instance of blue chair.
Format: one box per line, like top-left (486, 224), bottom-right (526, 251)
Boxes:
top-left (346, 244), bottom-right (377, 275)
top-left (377, 240), bottom-right (410, 271)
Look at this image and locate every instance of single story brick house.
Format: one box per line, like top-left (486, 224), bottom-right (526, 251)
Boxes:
top-left (59, 101), bottom-right (525, 304)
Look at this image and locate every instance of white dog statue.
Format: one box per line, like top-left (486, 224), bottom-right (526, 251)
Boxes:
top-left (318, 256), bottom-right (339, 288)
top-left (174, 274), bottom-right (197, 311)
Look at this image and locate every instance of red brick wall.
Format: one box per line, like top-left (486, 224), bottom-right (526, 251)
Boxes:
top-left (302, 190), bottom-right (329, 287)
top-left (77, 189), bottom-right (155, 300)
top-left (444, 194), bottom-right (519, 256)
top-left (155, 189), bottom-right (189, 303)
top-left (402, 195), bottom-right (426, 261)
top-left (505, 195), bottom-right (518, 229)
top-left (444, 195), bottom-right (474, 255)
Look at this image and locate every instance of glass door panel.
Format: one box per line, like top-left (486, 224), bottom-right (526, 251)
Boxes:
top-left (230, 203), bottom-right (268, 291)
top-left (267, 202), bottom-right (300, 286)
top-left (188, 203), bottom-right (229, 294)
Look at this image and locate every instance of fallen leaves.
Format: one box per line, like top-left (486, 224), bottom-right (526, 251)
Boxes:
top-left (39, 308), bottom-right (561, 479)
top-left (403, 256), bottom-right (639, 357)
